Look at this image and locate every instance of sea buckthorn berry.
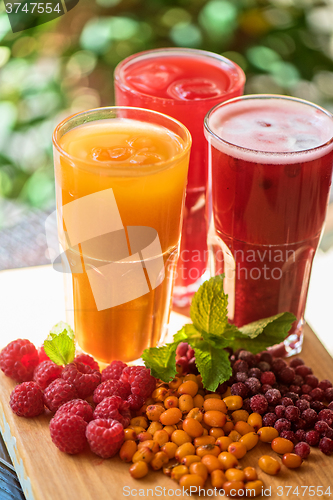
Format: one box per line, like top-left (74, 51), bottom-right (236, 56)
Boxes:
top-left (146, 405), bottom-right (164, 421)
top-left (245, 480), bottom-right (265, 497)
top-left (202, 428), bottom-right (208, 436)
top-left (154, 429), bottom-right (169, 447)
top-left (282, 452), bottom-right (302, 469)
top-left (147, 421), bottom-right (162, 435)
top-left (152, 387), bottom-right (169, 402)
top-left (177, 421), bottom-right (184, 430)
top-left (164, 396), bottom-right (179, 409)
top-left (181, 455), bottom-right (201, 467)
top-left (183, 418), bottom-right (204, 438)
top-left (193, 394), bottom-right (204, 409)
top-left (169, 378), bottom-right (182, 391)
top-left (119, 440), bottom-right (137, 462)
top-left (204, 410), bottom-right (227, 428)
top-left (201, 454), bottom-right (222, 473)
top-left (223, 396), bottom-right (243, 411)
top-left (194, 435), bottom-right (216, 447)
top-left (179, 394), bottom-right (194, 413)
top-left (232, 410), bottom-right (249, 423)
top-left (243, 467), bottom-right (258, 482)
top-left (124, 428), bottom-right (137, 441)
top-left (203, 398), bottom-right (227, 413)
top-left (228, 441), bottom-right (247, 459)
top-left (218, 451), bottom-right (239, 470)
top-left (228, 430), bottom-right (242, 442)
top-left (204, 393), bottom-right (221, 400)
top-left (183, 374), bottom-right (198, 382)
top-left (131, 426), bottom-right (146, 435)
top-left (187, 408), bottom-right (203, 421)
top-left (223, 480), bottom-right (245, 497)
top-left (223, 418), bottom-right (234, 434)
top-left (189, 462), bottom-right (208, 481)
top-left (234, 421), bottom-right (255, 435)
top-left (132, 447), bottom-right (154, 464)
top-left (163, 425), bottom-right (177, 437)
top-left (171, 430), bottom-right (192, 447)
top-left (171, 465), bottom-right (189, 481)
top-left (211, 469), bottom-right (226, 488)
top-left (175, 442), bottom-right (196, 462)
top-left (257, 427), bottom-right (279, 443)
top-left (196, 444), bottom-right (220, 458)
top-left (129, 461), bottom-right (149, 479)
top-left (160, 407), bottom-right (182, 426)
top-left (138, 440), bottom-right (159, 454)
top-left (178, 381), bottom-right (199, 397)
top-left (225, 468), bottom-right (245, 482)
top-left (150, 451), bottom-right (169, 471)
top-left (162, 442), bottom-right (178, 459)
top-left (271, 437), bottom-right (294, 455)
top-left (210, 427), bottom-right (225, 438)
top-left (239, 432), bottom-right (259, 451)
top-left (137, 431), bottom-right (153, 442)
top-left (247, 413), bottom-right (262, 432)
top-left (216, 436), bottom-right (233, 451)
top-left (258, 455), bottom-right (281, 475)
top-left (130, 416), bottom-right (148, 429)
top-left (179, 474), bottom-right (205, 490)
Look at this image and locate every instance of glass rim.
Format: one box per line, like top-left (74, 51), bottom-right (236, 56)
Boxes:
top-left (114, 47), bottom-right (246, 103)
top-left (204, 94), bottom-right (333, 157)
top-left (52, 105), bottom-right (192, 172)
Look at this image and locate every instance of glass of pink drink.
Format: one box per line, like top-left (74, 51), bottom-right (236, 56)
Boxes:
top-left (204, 95), bottom-right (333, 355)
top-left (114, 48), bottom-right (245, 306)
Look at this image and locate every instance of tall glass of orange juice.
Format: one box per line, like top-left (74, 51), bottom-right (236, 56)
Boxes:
top-left (52, 107), bottom-right (191, 363)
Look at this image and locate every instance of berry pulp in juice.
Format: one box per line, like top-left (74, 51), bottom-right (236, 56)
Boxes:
top-left (54, 117), bottom-right (189, 363)
top-left (114, 50), bottom-right (245, 297)
top-left (206, 97), bottom-right (333, 344)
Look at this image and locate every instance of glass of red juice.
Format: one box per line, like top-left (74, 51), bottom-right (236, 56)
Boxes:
top-left (204, 94), bottom-right (333, 356)
top-left (114, 48), bottom-right (245, 306)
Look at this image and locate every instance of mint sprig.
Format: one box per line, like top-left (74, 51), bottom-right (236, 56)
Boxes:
top-left (43, 322), bottom-right (75, 365)
top-left (143, 274), bottom-right (296, 391)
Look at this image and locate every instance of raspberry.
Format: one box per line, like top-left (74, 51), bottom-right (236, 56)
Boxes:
top-left (101, 360), bottom-right (127, 382)
top-left (302, 408), bottom-right (318, 426)
top-left (310, 388), bottom-right (324, 401)
top-left (304, 375), bottom-right (318, 388)
top-left (265, 389), bottom-right (281, 406)
top-left (33, 360), bottom-right (63, 390)
top-left (295, 429), bottom-right (306, 442)
top-left (0, 339), bottom-right (39, 382)
top-left (93, 396), bottom-right (131, 427)
top-left (93, 379), bottom-right (131, 405)
top-left (127, 393), bottom-right (145, 411)
top-left (50, 414), bottom-right (87, 454)
top-left (120, 366), bottom-right (156, 400)
top-left (278, 367), bottom-right (295, 385)
top-left (86, 418), bottom-right (124, 458)
top-left (38, 345), bottom-right (51, 363)
top-left (260, 371), bottom-right (276, 386)
top-left (274, 418), bottom-right (291, 433)
top-left (306, 430), bottom-right (320, 446)
top-left (230, 383), bottom-right (248, 399)
top-left (248, 368), bottom-right (261, 379)
top-left (275, 405), bottom-right (285, 418)
top-left (245, 377), bottom-right (261, 395)
top-left (319, 437), bottom-right (333, 455)
top-left (250, 394), bottom-right (268, 414)
top-left (294, 441), bottom-right (310, 459)
top-left (284, 406), bottom-right (300, 422)
top-left (280, 430), bottom-right (297, 444)
top-left (9, 381), bottom-right (44, 417)
top-left (262, 413), bottom-right (277, 427)
top-left (295, 365), bottom-right (312, 378)
top-left (235, 372), bottom-right (248, 383)
top-left (318, 409), bottom-right (333, 426)
top-left (295, 399), bottom-right (310, 412)
top-left (44, 378), bottom-right (78, 412)
top-left (61, 362), bottom-right (101, 399)
top-left (289, 357), bottom-right (304, 369)
top-left (318, 379), bottom-right (332, 391)
top-left (74, 354), bottom-right (100, 372)
top-left (55, 399), bottom-right (94, 423)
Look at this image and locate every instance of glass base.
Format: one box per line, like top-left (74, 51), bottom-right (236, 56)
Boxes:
top-left (267, 319), bottom-right (304, 358)
top-left (173, 270), bottom-right (209, 307)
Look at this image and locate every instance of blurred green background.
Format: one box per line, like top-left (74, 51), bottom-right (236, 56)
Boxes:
top-left (0, 0), bottom-right (333, 224)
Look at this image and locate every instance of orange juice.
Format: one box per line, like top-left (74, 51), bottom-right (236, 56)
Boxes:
top-left (53, 108), bottom-right (191, 363)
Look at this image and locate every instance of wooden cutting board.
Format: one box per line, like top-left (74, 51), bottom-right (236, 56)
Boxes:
top-left (1, 323), bottom-right (333, 500)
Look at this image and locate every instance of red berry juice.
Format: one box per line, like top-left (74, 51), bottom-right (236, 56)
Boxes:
top-left (114, 49), bottom-right (245, 305)
top-left (204, 95), bottom-right (333, 354)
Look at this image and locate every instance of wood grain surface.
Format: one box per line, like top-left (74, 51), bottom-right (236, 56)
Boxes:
top-left (0, 323), bottom-right (333, 500)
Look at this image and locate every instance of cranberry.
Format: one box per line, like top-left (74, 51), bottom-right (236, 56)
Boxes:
top-left (281, 397), bottom-right (294, 407)
top-left (319, 437), bottom-right (333, 455)
top-left (265, 389), bottom-right (281, 406)
top-left (306, 430), bottom-right (320, 446)
top-left (325, 428), bottom-right (333, 439)
top-left (238, 350), bottom-right (256, 367)
top-left (295, 365), bottom-right (313, 378)
top-left (318, 409), bottom-right (333, 426)
top-left (241, 398), bottom-right (252, 413)
top-left (293, 418), bottom-right (307, 430)
top-left (216, 382), bottom-right (228, 394)
top-left (289, 385), bottom-right (301, 395)
top-left (318, 379), bottom-right (332, 391)
top-left (233, 360), bottom-right (249, 373)
top-left (278, 367), bottom-right (295, 385)
top-left (328, 402), bottom-right (333, 411)
top-left (310, 401), bottom-right (325, 413)
top-left (285, 406), bottom-right (300, 422)
top-left (302, 409), bottom-right (318, 426)
top-left (310, 388), bottom-right (325, 401)
top-left (284, 392), bottom-right (299, 403)
top-left (280, 430), bottom-right (297, 444)
top-left (301, 394), bottom-right (312, 402)
top-left (275, 405), bottom-right (285, 418)
top-left (289, 357), bottom-right (304, 368)
top-left (261, 371), bottom-right (276, 386)
top-left (262, 413), bottom-right (277, 427)
top-left (325, 388), bottom-right (333, 403)
top-left (301, 384), bottom-right (312, 395)
top-left (245, 377), bottom-right (261, 395)
top-left (277, 384), bottom-right (289, 396)
top-left (257, 361), bottom-right (271, 372)
top-left (250, 394), bottom-right (268, 414)
top-left (271, 358), bottom-right (287, 374)
top-left (260, 352), bottom-right (273, 364)
top-left (305, 375), bottom-right (318, 388)
top-left (235, 372), bottom-right (248, 383)
top-left (262, 384), bottom-right (272, 393)
top-left (295, 399), bottom-right (310, 412)
top-left (248, 368), bottom-right (261, 379)
top-left (231, 383), bottom-right (249, 399)
top-left (294, 375), bottom-right (304, 387)
top-left (274, 418), bottom-right (291, 433)
top-left (314, 420), bottom-right (330, 435)
top-left (294, 441), bottom-right (310, 459)
top-left (295, 429), bottom-right (306, 442)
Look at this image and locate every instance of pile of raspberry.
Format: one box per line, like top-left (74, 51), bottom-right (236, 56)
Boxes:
top-left (177, 343), bottom-right (333, 456)
top-left (0, 339), bottom-right (157, 457)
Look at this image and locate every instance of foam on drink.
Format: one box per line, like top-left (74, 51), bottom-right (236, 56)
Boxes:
top-left (206, 96), bottom-right (333, 164)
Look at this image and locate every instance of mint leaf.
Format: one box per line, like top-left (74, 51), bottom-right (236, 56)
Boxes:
top-left (43, 330), bottom-right (75, 366)
top-left (142, 343), bottom-right (178, 382)
top-left (190, 275), bottom-right (228, 336)
top-left (193, 339), bottom-right (232, 391)
top-left (228, 312), bottom-right (296, 354)
top-left (48, 321), bottom-right (74, 340)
